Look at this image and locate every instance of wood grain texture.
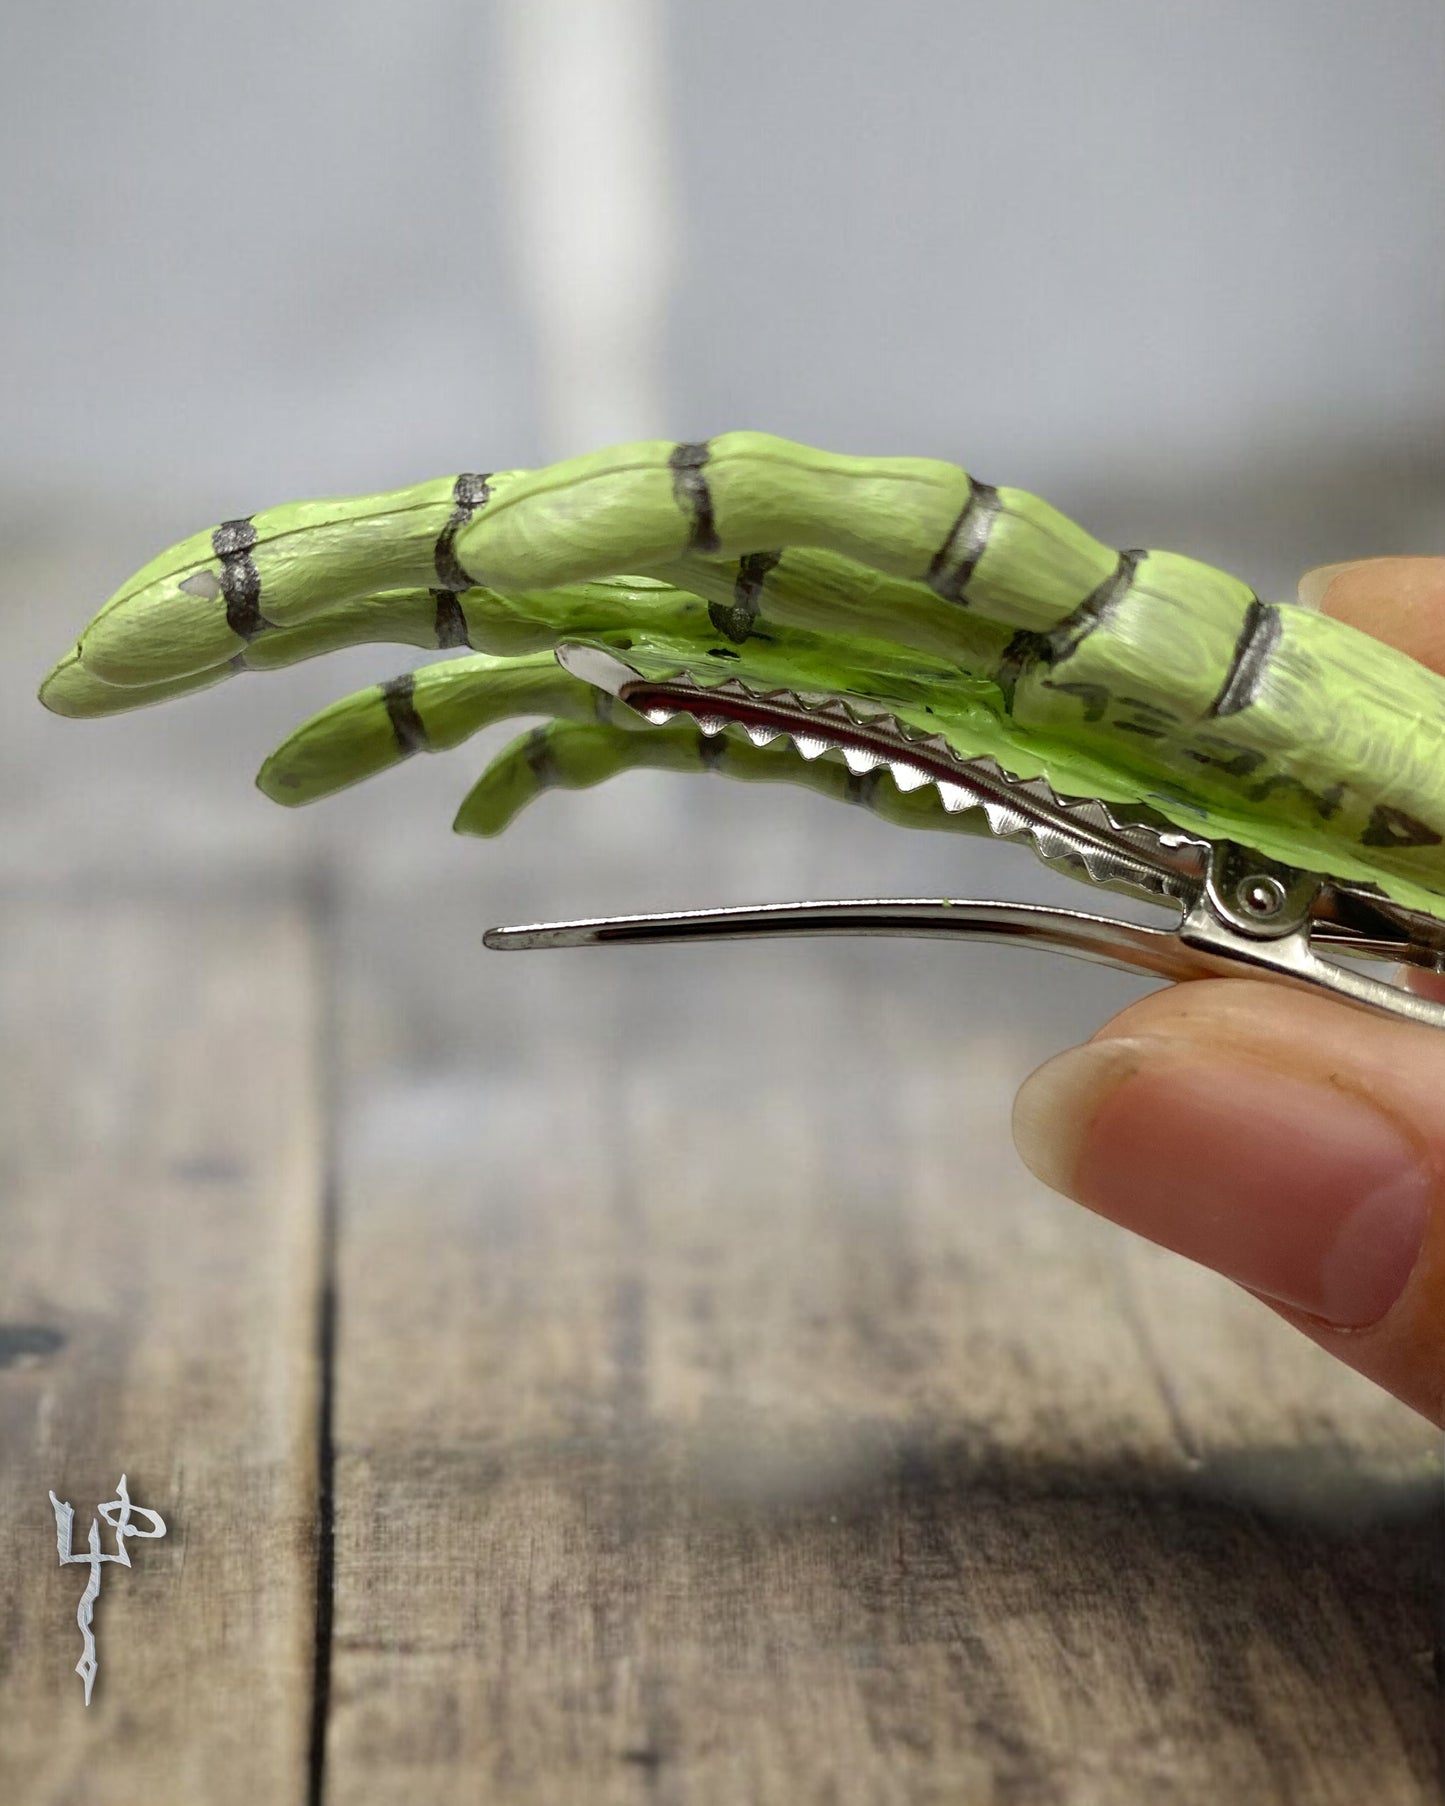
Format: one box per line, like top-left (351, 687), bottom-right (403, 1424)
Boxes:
top-left (322, 918), bottom-right (1445, 1805)
top-left (0, 896), bottom-right (325, 1803)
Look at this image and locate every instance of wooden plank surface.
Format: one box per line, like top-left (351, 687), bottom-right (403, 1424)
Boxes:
top-left (0, 894), bottom-right (325, 1803)
top-left (322, 914), bottom-right (1444, 1804)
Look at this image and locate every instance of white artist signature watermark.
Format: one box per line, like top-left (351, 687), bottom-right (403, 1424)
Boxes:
top-left (49, 1474), bottom-right (167, 1704)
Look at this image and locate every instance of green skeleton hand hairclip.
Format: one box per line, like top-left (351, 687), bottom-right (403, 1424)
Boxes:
top-left (38, 431), bottom-right (1445, 1025)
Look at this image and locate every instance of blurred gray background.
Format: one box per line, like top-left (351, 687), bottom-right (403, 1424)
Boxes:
top-left (2, 0), bottom-right (1442, 1035)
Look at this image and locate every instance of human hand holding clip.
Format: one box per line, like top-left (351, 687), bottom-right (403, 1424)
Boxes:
top-left (1013, 558), bottom-right (1445, 1424)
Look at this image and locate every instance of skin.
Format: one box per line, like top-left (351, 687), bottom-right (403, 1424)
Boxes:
top-left (1011, 557), bottom-right (1445, 1425)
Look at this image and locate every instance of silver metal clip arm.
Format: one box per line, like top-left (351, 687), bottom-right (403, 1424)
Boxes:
top-left (487, 899), bottom-right (1238, 985)
top-left (484, 897), bottom-right (1445, 1029)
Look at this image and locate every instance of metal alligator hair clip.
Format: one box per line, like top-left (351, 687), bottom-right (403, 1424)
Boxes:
top-left (483, 646), bottom-right (1445, 1031)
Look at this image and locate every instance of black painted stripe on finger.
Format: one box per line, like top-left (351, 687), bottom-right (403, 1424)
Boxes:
top-left (668, 442), bottom-right (721, 554)
top-left (1361, 803), bottom-right (1443, 849)
top-left (988, 550), bottom-right (1144, 705)
top-left (431, 589), bottom-right (472, 649)
top-left (213, 518), bottom-right (270, 641)
top-left (989, 628), bottom-right (1048, 710)
top-left (844, 766), bottom-right (886, 809)
top-left (697, 726), bottom-right (728, 771)
top-left (1044, 550), bottom-right (1145, 667)
top-left (380, 673), bottom-right (429, 755)
top-left (1208, 598), bottom-right (1281, 719)
top-left (522, 724), bottom-right (556, 785)
top-left (926, 481), bottom-right (1002, 604)
top-left (709, 548), bottom-right (781, 644)
top-left (434, 473), bottom-right (492, 592)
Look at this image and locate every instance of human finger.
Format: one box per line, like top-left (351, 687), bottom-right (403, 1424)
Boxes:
top-left (1012, 977), bottom-right (1445, 1422)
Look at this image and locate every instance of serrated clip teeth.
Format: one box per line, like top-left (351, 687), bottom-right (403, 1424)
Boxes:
top-left (609, 665), bottom-right (1209, 905)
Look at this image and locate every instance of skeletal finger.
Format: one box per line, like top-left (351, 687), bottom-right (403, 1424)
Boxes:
top-left (452, 716), bottom-right (987, 839)
top-left (70, 470), bottom-right (528, 687)
top-left (256, 650), bottom-right (643, 806)
top-left (42, 572), bottom-right (715, 717)
top-left (41, 589), bottom-right (456, 717)
top-left (453, 432), bottom-right (1124, 637)
top-left (53, 432), bottom-right (1052, 719)
top-left (63, 433), bottom-right (1120, 695)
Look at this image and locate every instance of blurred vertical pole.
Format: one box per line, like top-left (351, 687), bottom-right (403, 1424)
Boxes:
top-left (496, 0), bottom-right (674, 459)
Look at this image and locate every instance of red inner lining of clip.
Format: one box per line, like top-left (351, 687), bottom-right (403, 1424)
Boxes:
top-left (618, 682), bottom-right (969, 789)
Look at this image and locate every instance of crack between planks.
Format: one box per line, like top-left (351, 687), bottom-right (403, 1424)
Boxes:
top-left (305, 860), bottom-right (341, 1806)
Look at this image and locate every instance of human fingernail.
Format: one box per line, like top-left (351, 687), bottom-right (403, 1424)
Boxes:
top-left (1296, 561), bottom-right (1364, 610)
top-left (1012, 1036), bottom-right (1152, 1196)
top-left (1012, 1038), bottom-right (1430, 1327)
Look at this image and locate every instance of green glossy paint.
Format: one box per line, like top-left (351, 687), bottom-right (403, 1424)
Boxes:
top-left (39, 432), bottom-right (1445, 919)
